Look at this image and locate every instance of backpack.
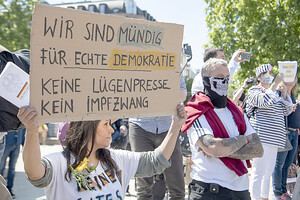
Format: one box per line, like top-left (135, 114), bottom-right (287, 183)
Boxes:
top-left (0, 47), bottom-right (30, 132)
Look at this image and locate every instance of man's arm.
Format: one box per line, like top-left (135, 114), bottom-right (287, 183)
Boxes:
top-left (196, 134), bottom-right (248, 157)
top-left (228, 49), bottom-right (246, 81)
top-left (226, 133), bottom-right (263, 160)
top-left (232, 78), bottom-right (249, 104)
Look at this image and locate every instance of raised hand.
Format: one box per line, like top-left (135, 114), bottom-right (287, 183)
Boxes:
top-left (233, 49), bottom-right (246, 63)
top-left (18, 106), bottom-right (39, 133)
top-left (172, 102), bottom-right (188, 127)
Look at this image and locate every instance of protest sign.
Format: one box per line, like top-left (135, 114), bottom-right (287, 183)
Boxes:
top-left (278, 61), bottom-right (298, 82)
top-left (30, 4), bottom-right (184, 123)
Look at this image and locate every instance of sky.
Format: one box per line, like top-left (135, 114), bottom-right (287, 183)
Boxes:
top-left (46, 0), bottom-right (209, 72)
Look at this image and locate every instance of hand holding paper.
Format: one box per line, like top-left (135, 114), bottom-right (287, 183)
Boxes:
top-left (278, 61), bottom-right (298, 82)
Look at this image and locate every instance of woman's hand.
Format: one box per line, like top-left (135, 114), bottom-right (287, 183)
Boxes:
top-left (172, 103), bottom-right (188, 127)
top-left (277, 82), bottom-right (287, 99)
top-left (292, 104), bottom-right (297, 112)
top-left (18, 106), bottom-right (39, 133)
top-left (274, 73), bottom-right (284, 85)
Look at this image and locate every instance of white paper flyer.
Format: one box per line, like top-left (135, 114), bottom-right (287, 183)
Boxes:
top-left (278, 61), bottom-right (298, 82)
top-left (0, 62), bottom-right (30, 107)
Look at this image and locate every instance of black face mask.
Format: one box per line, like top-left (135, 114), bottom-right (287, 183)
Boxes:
top-left (203, 76), bottom-right (229, 108)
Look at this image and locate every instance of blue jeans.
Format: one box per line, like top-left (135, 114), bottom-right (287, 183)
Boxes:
top-left (0, 137), bottom-right (5, 160)
top-left (272, 130), bottom-right (299, 196)
top-left (0, 143), bottom-right (20, 190)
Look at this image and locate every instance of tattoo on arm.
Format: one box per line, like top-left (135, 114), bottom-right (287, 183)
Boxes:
top-left (227, 133), bottom-right (263, 160)
top-left (221, 135), bottom-right (247, 154)
top-left (199, 135), bottom-right (216, 148)
top-left (198, 135), bottom-right (248, 157)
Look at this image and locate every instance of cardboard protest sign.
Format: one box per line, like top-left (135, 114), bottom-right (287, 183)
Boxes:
top-left (30, 4), bottom-right (184, 123)
top-left (278, 61), bottom-right (298, 82)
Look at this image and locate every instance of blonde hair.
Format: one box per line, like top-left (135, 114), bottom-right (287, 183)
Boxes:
top-left (291, 77), bottom-right (298, 97)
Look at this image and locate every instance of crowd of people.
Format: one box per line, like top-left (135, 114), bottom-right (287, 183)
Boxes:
top-left (0, 44), bottom-right (299, 200)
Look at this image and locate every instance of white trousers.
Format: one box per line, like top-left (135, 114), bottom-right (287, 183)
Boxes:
top-left (249, 143), bottom-right (278, 200)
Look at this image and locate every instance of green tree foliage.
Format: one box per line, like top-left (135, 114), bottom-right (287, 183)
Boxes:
top-left (205, 0), bottom-right (300, 88)
top-left (184, 77), bottom-right (194, 104)
top-left (0, 0), bottom-right (38, 51)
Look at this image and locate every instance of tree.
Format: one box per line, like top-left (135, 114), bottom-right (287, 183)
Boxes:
top-left (184, 77), bottom-right (194, 104)
top-left (205, 0), bottom-right (300, 88)
top-left (0, 0), bottom-right (38, 51)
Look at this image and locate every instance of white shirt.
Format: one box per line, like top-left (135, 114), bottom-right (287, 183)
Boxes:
top-left (44, 149), bottom-right (140, 200)
top-left (187, 107), bottom-right (255, 191)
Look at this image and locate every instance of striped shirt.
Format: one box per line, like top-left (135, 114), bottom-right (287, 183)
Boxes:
top-left (245, 85), bottom-right (293, 148)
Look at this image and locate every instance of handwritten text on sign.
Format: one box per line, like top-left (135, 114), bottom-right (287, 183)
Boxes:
top-left (30, 4), bottom-right (184, 123)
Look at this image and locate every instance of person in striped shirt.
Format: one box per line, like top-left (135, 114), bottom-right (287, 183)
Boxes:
top-left (246, 64), bottom-right (293, 200)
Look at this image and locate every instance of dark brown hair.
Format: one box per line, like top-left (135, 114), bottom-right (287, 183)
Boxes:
top-left (63, 120), bottom-right (118, 181)
top-left (203, 47), bottom-right (224, 62)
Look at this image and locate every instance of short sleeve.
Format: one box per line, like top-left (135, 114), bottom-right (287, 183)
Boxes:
top-left (187, 115), bottom-right (213, 146)
top-left (135, 148), bottom-right (171, 177)
top-left (243, 113), bottom-right (256, 137)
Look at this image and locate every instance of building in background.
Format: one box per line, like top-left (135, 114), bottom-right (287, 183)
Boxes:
top-left (49, 0), bottom-right (155, 21)
top-left (47, 0), bottom-right (196, 80)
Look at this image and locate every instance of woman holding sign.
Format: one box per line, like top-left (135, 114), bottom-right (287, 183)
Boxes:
top-left (18, 104), bottom-right (187, 200)
top-left (272, 77), bottom-right (299, 200)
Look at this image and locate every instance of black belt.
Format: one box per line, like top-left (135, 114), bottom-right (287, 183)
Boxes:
top-left (189, 180), bottom-right (224, 194)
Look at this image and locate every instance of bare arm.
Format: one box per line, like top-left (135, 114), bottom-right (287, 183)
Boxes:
top-left (226, 133), bottom-right (263, 160)
top-left (18, 107), bottom-right (45, 181)
top-left (159, 103), bottom-right (187, 160)
top-left (232, 78), bottom-right (249, 104)
top-left (196, 134), bottom-right (248, 157)
top-left (270, 73), bottom-right (284, 92)
top-left (232, 88), bottom-right (245, 104)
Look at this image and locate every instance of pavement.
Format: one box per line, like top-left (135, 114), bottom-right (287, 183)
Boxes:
top-left (6, 144), bottom-right (275, 200)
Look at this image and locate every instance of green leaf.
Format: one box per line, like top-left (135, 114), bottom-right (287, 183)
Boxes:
top-left (205, 0), bottom-right (300, 95)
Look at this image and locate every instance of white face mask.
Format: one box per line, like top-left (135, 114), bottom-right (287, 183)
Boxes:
top-left (209, 77), bottom-right (229, 96)
top-left (203, 76), bottom-right (229, 108)
top-left (261, 74), bottom-right (274, 84)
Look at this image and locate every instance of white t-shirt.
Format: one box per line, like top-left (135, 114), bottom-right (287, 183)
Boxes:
top-left (187, 107), bottom-right (255, 191)
top-left (44, 149), bottom-right (140, 200)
